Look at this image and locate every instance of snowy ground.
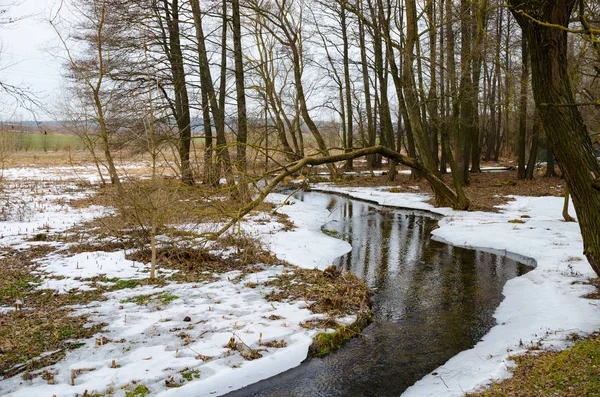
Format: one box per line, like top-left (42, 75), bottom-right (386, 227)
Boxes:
top-left (0, 166), bottom-right (353, 397)
top-left (1, 163), bottom-right (599, 397)
top-left (314, 184), bottom-right (600, 396)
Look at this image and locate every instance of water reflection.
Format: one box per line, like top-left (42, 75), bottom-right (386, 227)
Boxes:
top-left (225, 192), bottom-right (533, 397)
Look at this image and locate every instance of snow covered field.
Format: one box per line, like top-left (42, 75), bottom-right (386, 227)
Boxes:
top-left (0, 163), bottom-right (598, 397)
top-left (0, 166), bottom-right (354, 397)
top-left (314, 184), bottom-right (600, 396)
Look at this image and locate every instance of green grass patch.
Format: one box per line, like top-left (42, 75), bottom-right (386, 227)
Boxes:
top-left (120, 292), bottom-right (178, 306)
top-left (308, 313), bottom-right (372, 357)
top-left (468, 333), bottom-right (600, 396)
top-left (180, 368), bottom-right (201, 381)
top-left (124, 384), bottom-right (150, 397)
top-left (321, 228), bottom-right (341, 238)
top-left (111, 279), bottom-right (144, 290)
top-left (508, 219), bottom-right (526, 224)
top-left (0, 131), bottom-right (86, 152)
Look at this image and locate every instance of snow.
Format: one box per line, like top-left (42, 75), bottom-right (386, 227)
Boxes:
top-left (33, 251), bottom-right (173, 293)
top-left (1, 267), bottom-right (325, 397)
top-left (0, 165), bottom-right (350, 397)
top-left (0, 179), bottom-right (108, 247)
top-left (259, 194), bottom-right (352, 270)
top-left (314, 184), bottom-right (600, 397)
top-left (1, 163), bottom-right (599, 397)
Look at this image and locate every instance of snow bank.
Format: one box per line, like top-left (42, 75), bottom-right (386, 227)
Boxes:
top-left (241, 193), bottom-right (352, 270)
top-left (314, 184), bottom-right (600, 396)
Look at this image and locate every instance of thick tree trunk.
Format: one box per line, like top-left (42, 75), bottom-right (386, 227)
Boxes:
top-left (510, 0), bottom-right (600, 275)
top-left (456, 0), bottom-right (472, 185)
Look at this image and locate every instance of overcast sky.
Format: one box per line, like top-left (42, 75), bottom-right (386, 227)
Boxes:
top-left (0, 0), bottom-right (62, 121)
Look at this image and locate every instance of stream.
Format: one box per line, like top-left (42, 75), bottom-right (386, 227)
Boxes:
top-left (225, 191), bottom-right (534, 397)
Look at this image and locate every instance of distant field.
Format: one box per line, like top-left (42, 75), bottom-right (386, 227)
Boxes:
top-left (0, 131), bottom-right (86, 152)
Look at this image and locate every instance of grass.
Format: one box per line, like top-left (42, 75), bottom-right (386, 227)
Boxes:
top-left (120, 292), bottom-right (179, 306)
top-left (0, 131), bottom-right (86, 152)
top-left (265, 265), bottom-right (371, 317)
top-left (467, 333), bottom-right (600, 397)
top-left (265, 265), bottom-right (372, 356)
top-left (124, 384), bottom-right (150, 397)
top-left (0, 245), bottom-right (166, 378)
top-left (308, 314), bottom-right (372, 357)
top-left (0, 311), bottom-right (106, 378)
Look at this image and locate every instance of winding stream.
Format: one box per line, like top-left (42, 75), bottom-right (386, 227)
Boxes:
top-left (226, 191), bottom-right (534, 397)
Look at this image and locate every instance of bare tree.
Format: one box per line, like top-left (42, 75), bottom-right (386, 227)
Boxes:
top-left (52, 0), bottom-right (122, 190)
top-left (509, 0), bottom-right (600, 276)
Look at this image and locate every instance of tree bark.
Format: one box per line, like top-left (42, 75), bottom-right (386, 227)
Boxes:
top-left (517, 31), bottom-right (529, 180)
top-left (190, 0), bottom-right (233, 185)
top-left (159, 0), bottom-right (193, 184)
top-left (232, 0), bottom-right (248, 178)
top-left (341, 4), bottom-right (354, 171)
top-left (509, 0), bottom-right (600, 275)
top-left (525, 110), bottom-right (540, 179)
top-left (358, 7), bottom-right (376, 168)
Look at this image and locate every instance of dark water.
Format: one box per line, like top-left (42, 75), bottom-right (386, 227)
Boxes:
top-left (226, 191), bottom-right (534, 397)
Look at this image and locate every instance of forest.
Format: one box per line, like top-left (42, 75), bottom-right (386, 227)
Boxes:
top-left (0, 0), bottom-right (599, 395)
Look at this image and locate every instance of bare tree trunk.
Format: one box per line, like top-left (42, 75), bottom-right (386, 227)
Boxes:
top-left (470, 0), bottom-right (486, 173)
top-left (190, 0), bottom-right (233, 186)
top-left (517, 31), bottom-right (528, 180)
top-left (405, 0), bottom-right (468, 208)
top-left (341, 4), bottom-right (354, 171)
top-left (158, 0), bottom-right (193, 184)
top-left (358, 8), bottom-right (376, 168)
top-left (510, 0), bottom-right (600, 275)
top-left (525, 110), bottom-right (540, 179)
top-left (201, 86), bottom-right (215, 185)
top-left (232, 0), bottom-right (248, 184)
top-left (426, 0), bottom-right (439, 171)
top-left (456, 0), bottom-right (472, 184)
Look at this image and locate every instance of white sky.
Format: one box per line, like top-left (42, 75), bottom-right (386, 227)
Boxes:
top-left (0, 0), bottom-right (62, 121)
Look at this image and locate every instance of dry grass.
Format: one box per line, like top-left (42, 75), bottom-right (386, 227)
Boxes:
top-left (0, 310), bottom-right (106, 378)
top-left (264, 264), bottom-right (372, 356)
top-left (466, 279), bottom-right (600, 396)
top-left (125, 234), bottom-right (279, 284)
top-left (5, 150), bottom-right (95, 168)
top-left (467, 333), bottom-right (600, 397)
top-left (0, 246), bottom-right (110, 378)
top-left (265, 265), bottom-right (371, 317)
top-left (583, 278), bottom-right (600, 300)
top-left (0, 244), bottom-right (172, 378)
